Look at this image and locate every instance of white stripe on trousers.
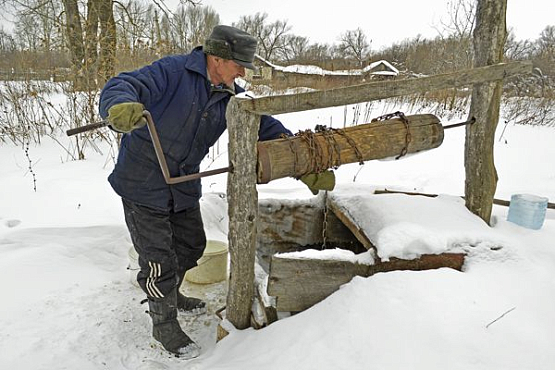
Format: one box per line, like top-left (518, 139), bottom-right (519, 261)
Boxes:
top-left (147, 261), bottom-right (164, 298)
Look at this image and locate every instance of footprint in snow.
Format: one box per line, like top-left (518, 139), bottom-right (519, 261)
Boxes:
top-left (5, 219), bottom-right (21, 228)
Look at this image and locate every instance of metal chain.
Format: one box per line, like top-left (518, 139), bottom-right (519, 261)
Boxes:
top-left (281, 124), bottom-right (365, 177)
top-left (280, 133), bottom-right (299, 177)
top-left (335, 128), bottom-right (364, 165)
top-left (315, 124), bottom-right (342, 169)
top-left (299, 129), bottom-right (326, 173)
top-left (321, 190), bottom-right (329, 249)
top-left (372, 111), bottom-right (411, 159)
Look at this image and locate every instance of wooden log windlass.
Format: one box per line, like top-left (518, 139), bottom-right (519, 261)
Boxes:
top-left (257, 113), bottom-right (444, 183)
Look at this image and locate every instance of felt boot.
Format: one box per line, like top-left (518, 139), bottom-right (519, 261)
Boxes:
top-left (176, 270), bottom-right (207, 315)
top-left (148, 289), bottom-right (201, 358)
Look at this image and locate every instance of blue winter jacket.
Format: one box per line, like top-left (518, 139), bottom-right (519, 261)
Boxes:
top-left (99, 47), bottom-right (292, 212)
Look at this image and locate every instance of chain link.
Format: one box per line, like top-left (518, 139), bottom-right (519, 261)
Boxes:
top-left (280, 133), bottom-right (299, 177)
top-left (281, 124), bottom-right (365, 176)
top-left (322, 190), bottom-right (328, 249)
top-left (334, 128), bottom-right (364, 164)
top-left (315, 124), bottom-right (342, 169)
top-left (371, 111), bottom-right (411, 159)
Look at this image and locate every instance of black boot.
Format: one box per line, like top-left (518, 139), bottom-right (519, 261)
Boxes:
top-left (148, 288), bottom-right (201, 358)
top-left (176, 270), bottom-right (207, 315)
top-left (177, 292), bottom-right (207, 314)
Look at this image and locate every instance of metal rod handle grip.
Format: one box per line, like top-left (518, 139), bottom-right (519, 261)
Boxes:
top-left (66, 121), bottom-right (108, 136)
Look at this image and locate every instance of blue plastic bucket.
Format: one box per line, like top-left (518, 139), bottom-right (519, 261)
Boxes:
top-left (507, 194), bottom-right (548, 230)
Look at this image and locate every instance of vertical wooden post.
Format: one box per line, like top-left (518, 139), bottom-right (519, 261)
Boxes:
top-left (464, 0), bottom-right (507, 224)
top-left (225, 97), bottom-right (260, 329)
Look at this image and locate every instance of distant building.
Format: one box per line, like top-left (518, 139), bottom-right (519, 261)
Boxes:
top-left (245, 55), bottom-right (399, 89)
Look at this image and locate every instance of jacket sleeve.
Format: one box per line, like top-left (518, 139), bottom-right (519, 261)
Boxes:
top-left (98, 57), bottom-right (175, 119)
top-left (258, 115), bottom-right (293, 141)
top-left (232, 84), bottom-right (293, 140)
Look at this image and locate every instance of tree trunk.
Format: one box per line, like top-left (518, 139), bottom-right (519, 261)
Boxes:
top-left (98, 0), bottom-right (116, 85)
top-left (61, 0), bottom-right (86, 88)
top-left (84, 0), bottom-right (99, 90)
top-left (464, 0), bottom-right (507, 224)
top-left (225, 98), bottom-right (260, 330)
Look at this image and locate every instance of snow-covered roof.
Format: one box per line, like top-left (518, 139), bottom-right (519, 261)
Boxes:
top-left (362, 60), bottom-right (399, 75)
top-left (254, 54), bottom-right (279, 69)
top-left (255, 58), bottom-right (399, 77)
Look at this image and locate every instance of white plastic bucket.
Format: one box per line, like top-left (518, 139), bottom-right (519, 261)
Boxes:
top-left (128, 247), bottom-right (140, 288)
top-left (185, 240), bottom-right (229, 284)
top-left (127, 240), bottom-right (229, 286)
top-left (507, 193), bottom-right (548, 230)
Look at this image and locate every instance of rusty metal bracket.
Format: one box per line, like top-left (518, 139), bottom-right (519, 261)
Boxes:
top-left (443, 117), bottom-right (476, 129)
top-left (142, 110), bottom-right (231, 184)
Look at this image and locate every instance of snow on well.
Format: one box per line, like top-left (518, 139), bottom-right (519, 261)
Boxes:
top-left (328, 190), bottom-right (511, 261)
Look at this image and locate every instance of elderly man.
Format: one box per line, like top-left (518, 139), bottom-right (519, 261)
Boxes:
top-left (99, 24), bottom-right (294, 358)
top-left (99, 25), bottom-right (332, 358)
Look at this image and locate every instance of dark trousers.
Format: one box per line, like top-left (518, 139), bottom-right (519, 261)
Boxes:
top-left (122, 198), bottom-right (206, 299)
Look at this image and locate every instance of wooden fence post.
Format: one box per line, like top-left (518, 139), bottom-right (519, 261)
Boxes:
top-left (225, 97), bottom-right (260, 330)
top-left (464, 0), bottom-right (507, 224)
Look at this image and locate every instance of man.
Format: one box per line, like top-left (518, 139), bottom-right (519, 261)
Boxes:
top-left (99, 25), bottom-right (332, 358)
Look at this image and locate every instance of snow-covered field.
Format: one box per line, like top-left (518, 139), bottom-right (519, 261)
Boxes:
top-left (1, 94), bottom-right (554, 369)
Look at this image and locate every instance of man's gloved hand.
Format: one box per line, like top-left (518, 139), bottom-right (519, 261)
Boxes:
top-left (107, 102), bottom-right (147, 133)
top-left (300, 170), bottom-right (336, 195)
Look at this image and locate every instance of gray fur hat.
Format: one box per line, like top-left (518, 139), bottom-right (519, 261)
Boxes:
top-left (204, 25), bottom-right (257, 70)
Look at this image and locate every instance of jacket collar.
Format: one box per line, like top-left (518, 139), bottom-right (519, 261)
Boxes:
top-left (184, 46), bottom-right (209, 79)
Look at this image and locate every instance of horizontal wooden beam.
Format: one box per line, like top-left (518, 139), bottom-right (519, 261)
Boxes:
top-left (374, 189), bottom-right (555, 210)
top-left (267, 252), bottom-right (465, 312)
top-left (257, 114), bottom-right (443, 183)
top-left (239, 61), bottom-right (532, 115)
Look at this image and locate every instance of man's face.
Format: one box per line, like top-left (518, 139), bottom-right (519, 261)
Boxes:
top-left (212, 58), bottom-right (246, 87)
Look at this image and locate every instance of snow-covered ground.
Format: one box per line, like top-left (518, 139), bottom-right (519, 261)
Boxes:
top-left (1, 96), bottom-right (554, 370)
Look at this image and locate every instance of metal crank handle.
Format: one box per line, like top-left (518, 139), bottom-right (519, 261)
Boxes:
top-left (66, 120), bottom-right (109, 136)
top-left (143, 110), bottom-right (231, 184)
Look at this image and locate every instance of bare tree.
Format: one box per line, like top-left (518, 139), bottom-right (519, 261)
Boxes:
top-left (170, 4), bottom-right (219, 53)
top-left (234, 13), bottom-right (291, 61)
top-left (437, 0), bottom-right (476, 39)
top-left (535, 25), bottom-right (555, 75)
top-left (504, 29), bottom-right (534, 61)
top-left (435, 0), bottom-right (476, 71)
top-left (14, 12), bottom-right (41, 50)
top-left (337, 28), bottom-right (370, 67)
top-left (60, 0), bottom-right (86, 82)
top-left (278, 34), bottom-right (309, 63)
top-left (0, 27), bottom-right (16, 51)
top-left (304, 42), bottom-right (331, 63)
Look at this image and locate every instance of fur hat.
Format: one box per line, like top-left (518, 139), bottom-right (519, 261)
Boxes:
top-left (204, 25), bottom-right (257, 70)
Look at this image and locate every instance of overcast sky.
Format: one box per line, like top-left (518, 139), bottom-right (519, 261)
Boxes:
top-left (0, 0), bottom-right (552, 50)
top-left (180, 0), bottom-right (554, 49)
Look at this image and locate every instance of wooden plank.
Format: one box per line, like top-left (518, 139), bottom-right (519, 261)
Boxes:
top-left (257, 114), bottom-right (443, 183)
top-left (239, 61), bottom-right (532, 115)
top-left (225, 97), bottom-right (260, 330)
top-left (258, 199), bottom-right (324, 245)
top-left (267, 253), bottom-right (465, 312)
top-left (257, 198), bottom-right (360, 246)
top-left (267, 257), bottom-right (369, 312)
top-left (327, 196), bottom-right (375, 250)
